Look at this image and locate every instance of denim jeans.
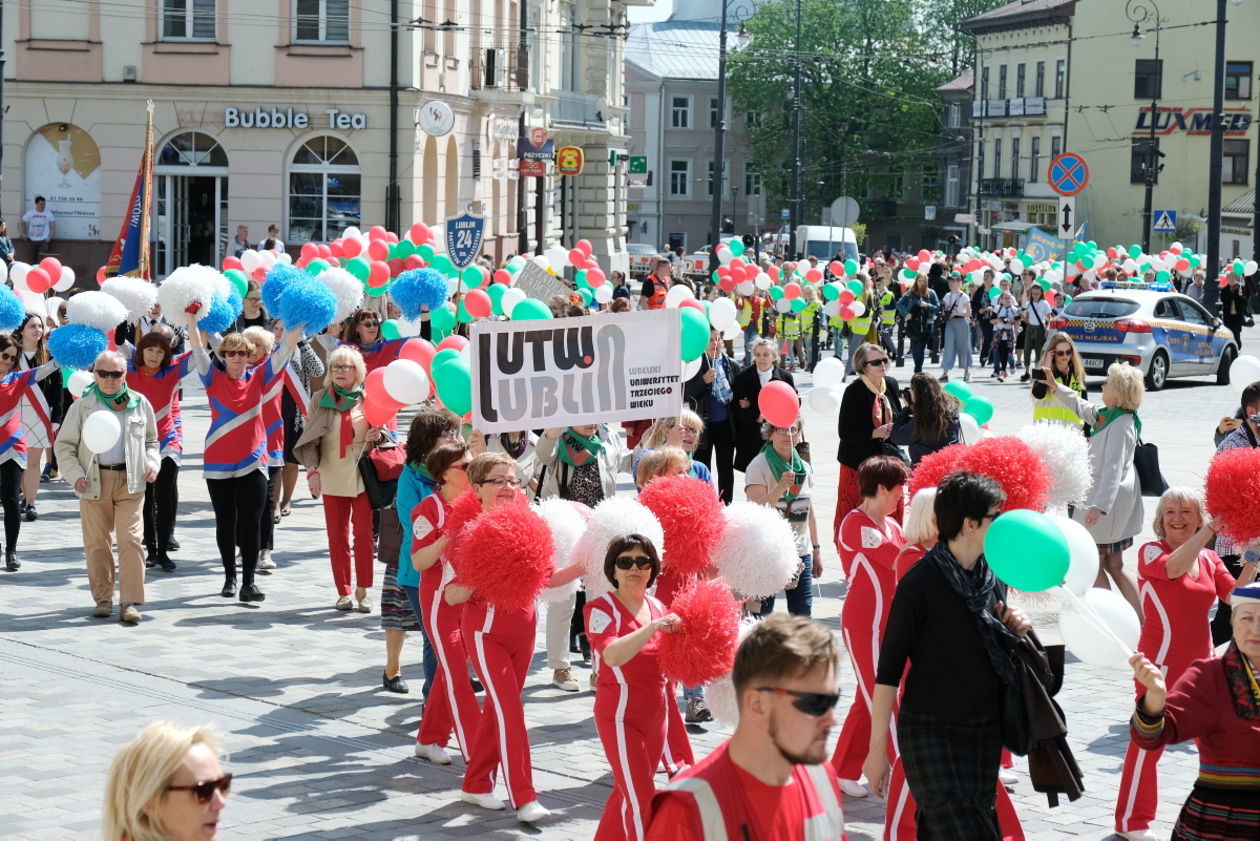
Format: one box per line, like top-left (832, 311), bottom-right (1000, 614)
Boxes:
top-left (753, 554), bottom-right (814, 617)
top-left (910, 338), bottom-right (929, 373)
top-left (401, 584), bottom-right (438, 700)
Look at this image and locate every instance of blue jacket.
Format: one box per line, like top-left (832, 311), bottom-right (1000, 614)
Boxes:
top-left (394, 465), bottom-right (438, 588)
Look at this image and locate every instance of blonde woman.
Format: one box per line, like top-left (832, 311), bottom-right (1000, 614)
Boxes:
top-left (633, 410), bottom-right (713, 487)
top-left (103, 722), bottom-right (230, 841)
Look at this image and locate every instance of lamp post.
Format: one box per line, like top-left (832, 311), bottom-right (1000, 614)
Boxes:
top-left (1127, 0), bottom-right (1161, 254)
top-left (789, 0), bottom-right (803, 260)
top-left (1203, 0), bottom-right (1237, 315)
top-left (708, 3), bottom-right (751, 274)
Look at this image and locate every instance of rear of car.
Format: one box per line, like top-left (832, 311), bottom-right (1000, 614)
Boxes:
top-left (626, 244), bottom-right (658, 280)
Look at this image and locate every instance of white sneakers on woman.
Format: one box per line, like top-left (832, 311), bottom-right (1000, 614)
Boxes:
top-left (839, 778), bottom-right (870, 798)
top-left (516, 801), bottom-right (551, 823)
top-left (459, 791), bottom-right (505, 811)
top-left (413, 743), bottom-right (451, 765)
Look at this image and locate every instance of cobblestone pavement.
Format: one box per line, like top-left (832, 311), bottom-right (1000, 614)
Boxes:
top-left (2, 325), bottom-right (1253, 840)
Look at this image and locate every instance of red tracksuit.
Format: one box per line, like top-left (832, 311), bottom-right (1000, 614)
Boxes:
top-left (1115, 541), bottom-right (1236, 833)
top-left (648, 567), bottom-right (697, 777)
top-left (460, 591), bottom-right (538, 808)
top-left (126, 350), bottom-right (192, 461)
top-left (412, 494), bottom-right (481, 757)
top-left (586, 592), bottom-right (671, 841)
top-left (832, 509), bottom-right (903, 780)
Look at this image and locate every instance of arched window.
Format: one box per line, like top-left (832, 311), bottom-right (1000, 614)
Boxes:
top-left (288, 135), bottom-right (360, 244)
top-left (159, 131), bottom-right (227, 168)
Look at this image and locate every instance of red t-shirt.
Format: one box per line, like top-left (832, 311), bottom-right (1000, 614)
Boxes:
top-left (894, 543), bottom-right (928, 583)
top-left (1136, 541), bottom-right (1237, 673)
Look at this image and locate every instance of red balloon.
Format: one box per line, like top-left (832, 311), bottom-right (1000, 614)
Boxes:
top-left (222, 256), bottom-right (243, 271)
top-left (317, 244), bottom-right (332, 259)
top-left (586, 268), bottom-right (607, 287)
top-left (464, 288), bottom-right (492, 319)
top-left (252, 266), bottom-right (268, 282)
top-left (729, 258), bottom-right (745, 271)
top-left (766, 265), bottom-right (780, 282)
top-left (365, 368), bottom-right (406, 411)
top-left (576, 239), bottom-right (593, 257)
top-left (1175, 258), bottom-right (1190, 272)
top-left (38, 257), bottom-right (62, 283)
top-left (839, 305), bottom-right (856, 321)
top-left (369, 225), bottom-right (389, 241)
top-left (493, 268), bottom-right (511, 285)
top-left (805, 269), bottom-right (822, 284)
top-left (386, 231), bottom-right (399, 243)
top-left (368, 261), bottom-right (391, 287)
top-left (387, 258), bottom-right (404, 277)
top-left (404, 254), bottom-right (425, 270)
top-left (409, 223), bottom-right (432, 244)
top-left (827, 261), bottom-right (843, 277)
top-left (399, 338), bottom-right (437, 372)
top-left (364, 395), bottom-right (398, 427)
top-left (718, 277), bottom-right (736, 292)
top-left (341, 237), bottom-right (362, 257)
top-left (783, 282), bottom-right (802, 300)
top-left (906, 257), bottom-right (920, 272)
top-left (368, 239), bottom-right (390, 262)
top-left (96, 265), bottom-right (108, 285)
top-left (329, 240), bottom-right (345, 258)
top-left (1044, 289), bottom-right (1058, 306)
top-left (583, 258), bottom-right (600, 271)
top-left (25, 267), bottom-right (52, 294)
top-left (437, 334), bottom-right (469, 354)
top-left (838, 289), bottom-right (855, 305)
top-left (917, 249), bottom-right (931, 262)
top-left (568, 248), bottom-right (585, 266)
top-left (300, 242), bottom-right (319, 260)
top-left (679, 298), bottom-right (705, 313)
top-left (757, 381), bottom-right (799, 429)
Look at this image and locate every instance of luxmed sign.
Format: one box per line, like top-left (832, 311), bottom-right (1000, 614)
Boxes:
top-left (224, 107), bottom-right (367, 129)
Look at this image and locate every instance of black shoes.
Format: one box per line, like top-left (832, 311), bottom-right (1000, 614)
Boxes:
top-left (239, 583), bottom-right (266, 602)
top-left (145, 549), bottom-right (157, 569)
top-left (382, 671), bottom-right (409, 693)
top-left (155, 551), bottom-right (177, 572)
top-left (168, 536), bottom-right (181, 551)
top-left (23, 504), bottom-right (36, 522)
top-left (5, 551), bottom-right (19, 571)
top-left (221, 578), bottom-right (238, 598)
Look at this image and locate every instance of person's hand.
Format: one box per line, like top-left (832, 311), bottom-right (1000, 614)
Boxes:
top-left (308, 472), bottom-right (322, 499)
top-left (1129, 652), bottom-right (1167, 714)
top-left (544, 427), bottom-right (564, 440)
top-left (872, 422), bottom-right (892, 440)
top-left (468, 430), bottom-right (487, 455)
top-left (1219, 417), bottom-right (1243, 435)
top-left (655, 613), bottom-right (682, 633)
top-left (995, 601), bottom-right (1031, 637)
top-left (74, 477), bottom-right (89, 494)
top-left (917, 300), bottom-right (927, 309)
top-left (812, 552), bottom-right (823, 578)
top-left (1085, 506), bottom-right (1103, 528)
top-left (738, 398), bottom-right (751, 409)
top-left (1040, 365), bottom-right (1055, 383)
top-left (703, 368), bottom-right (717, 383)
top-left (366, 427), bottom-right (384, 443)
top-left (143, 464), bottom-right (158, 483)
top-left (862, 750), bottom-right (891, 798)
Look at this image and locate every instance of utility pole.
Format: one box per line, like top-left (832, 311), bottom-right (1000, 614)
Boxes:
top-left (1203, 0), bottom-right (1227, 314)
top-left (709, 0), bottom-right (730, 274)
top-left (788, 0), bottom-right (802, 259)
top-left (386, 0), bottom-right (400, 233)
top-left (1126, 0), bottom-right (1161, 254)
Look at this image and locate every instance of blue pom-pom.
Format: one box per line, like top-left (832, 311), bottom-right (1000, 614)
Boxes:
top-left (0, 286), bottom-right (25, 332)
top-left (391, 268), bottom-right (448, 320)
top-left (262, 264), bottom-right (305, 315)
top-left (199, 289), bottom-right (243, 334)
top-left (48, 323), bottom-right (108, 370)
top-left (278, 277), bottom-right (338, 336)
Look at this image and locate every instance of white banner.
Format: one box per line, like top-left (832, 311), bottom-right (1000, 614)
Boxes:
top-left (471, 309), bottom-right (683, 433)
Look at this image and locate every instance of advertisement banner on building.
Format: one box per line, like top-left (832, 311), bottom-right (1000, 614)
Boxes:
top-left (556, 145), bottom-right (584, 176)
top-left (25, 123), bottom-right (103, 240)
top-left (470, 310), bottom-right (682, 433)
top-left (517, 132), bottom-right (554, 178)
top-left (445, 212), bottom-right (486, 269)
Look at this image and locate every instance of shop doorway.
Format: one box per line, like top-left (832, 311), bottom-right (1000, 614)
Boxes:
top-left (154, 132), bottom-right (228, 277)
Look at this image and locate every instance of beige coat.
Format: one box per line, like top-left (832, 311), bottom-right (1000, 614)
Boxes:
top-left (54, 392), bottom-right (159, 500)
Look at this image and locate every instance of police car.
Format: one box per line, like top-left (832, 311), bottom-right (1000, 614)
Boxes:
top-left (1047, 286), bottom-right (1238, 390)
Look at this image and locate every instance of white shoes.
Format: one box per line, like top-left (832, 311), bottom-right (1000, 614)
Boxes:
top-left (335, 595), bottom-right (354, 611)
top-left (839, 778), bottom-right (869, 798)
top-left (516, 801), bottom-right (551, 823)
top-left (1116, 831), bottom-right (1159, 841)
top-left (414, 742), bottom-right (451, 765)
top-left (258, 551), bottom-right (276, 570)
top-left (460, 791), bottom-right (505, 811)
top-left (999, 769), bottom-right (1019, 785)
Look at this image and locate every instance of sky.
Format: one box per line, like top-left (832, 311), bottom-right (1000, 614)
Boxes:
top-left (628, 1), bottom-right (673, 23)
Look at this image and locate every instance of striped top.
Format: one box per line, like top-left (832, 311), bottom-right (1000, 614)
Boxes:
top-left (0, 363), bottom-right (58, 468)
top-left (127, 350), bottom-right (193, 462)
top-left (193, 346), bottom-right (293, 480)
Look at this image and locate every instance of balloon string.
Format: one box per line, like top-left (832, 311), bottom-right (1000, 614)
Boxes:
top-left (1055, 586), bottom-right (1135, 654)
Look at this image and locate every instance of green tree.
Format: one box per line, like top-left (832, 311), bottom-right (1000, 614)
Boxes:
top-left (920, 0), bottom-right (1010, 73)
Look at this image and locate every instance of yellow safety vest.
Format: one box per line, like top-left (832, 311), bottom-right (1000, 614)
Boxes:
top-left (800, 301), bottom-right (821, 335)
top-left (849, 290), bottom-right (874, 335)
top-left (1032, 373), bottom-right (1086, 426)
top-left (880, 290), bottom-right (896, 326)
top-left (737, 299), bottom-right (753, 328)
top-left (777, 311), bottom-right (802, 340)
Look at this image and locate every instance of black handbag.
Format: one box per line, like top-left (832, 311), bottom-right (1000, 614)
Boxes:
top-left (1133, 437), bottom-right (1169, 497)
top-left (357, 442), bottom-right (405, 510)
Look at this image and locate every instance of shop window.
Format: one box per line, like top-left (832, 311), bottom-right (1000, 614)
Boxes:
top-left (162, 0), bottom-right (215, 40)
top-left (1134, 59), bottom-right (1162, 99)
top-left (1223, 140), bottom-right (1249, 185)
top-left (1226, 62), bottom-right (1253, 100)
top-left (288, 136), bottom-right (360, 243)
top-left (294, 0), bottom-right (349, 44)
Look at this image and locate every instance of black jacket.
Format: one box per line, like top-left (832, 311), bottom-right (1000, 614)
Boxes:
top-left (731, 364), bottom-right (796, 471)
top-left (836, 376), bottom-right (903, 469)
top-left (683, 353), bottom-right (740, 432)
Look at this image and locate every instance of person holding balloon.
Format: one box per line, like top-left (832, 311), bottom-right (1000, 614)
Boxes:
top-left (0, 335), bottom-right (61, 571)
top-left (732, 337), bottom-right (797, 473)
top-left (54, 350), bottom-right (158, 623)
top-left (1114, 488), bottom-right (1237, 841)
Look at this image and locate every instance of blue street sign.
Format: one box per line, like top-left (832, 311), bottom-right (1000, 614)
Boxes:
top-left (1152, 210), bottom-right (1178, 233)
top-left (780, 208), bottom-right (790, 220)
top-left (1048, 152), bottom-right (1089, 196)
top-left (445, 212), bottom-right (485, 269)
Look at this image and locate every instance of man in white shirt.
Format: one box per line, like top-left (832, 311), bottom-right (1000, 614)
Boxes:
top-left (21, 196), bottom-right (56, 259)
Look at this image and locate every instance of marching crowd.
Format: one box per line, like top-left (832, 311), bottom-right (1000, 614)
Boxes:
top-left (5, 244), bottom-right (1260, 841)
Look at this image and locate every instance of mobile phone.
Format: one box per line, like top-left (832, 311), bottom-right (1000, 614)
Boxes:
top-left (794, 471), bottom-right (807, 486)
top-left (1032, 369), bottom-right (1047, 381)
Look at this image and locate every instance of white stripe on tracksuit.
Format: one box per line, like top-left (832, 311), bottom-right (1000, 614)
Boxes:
top-left (470, 605), bottom-right (520, 806)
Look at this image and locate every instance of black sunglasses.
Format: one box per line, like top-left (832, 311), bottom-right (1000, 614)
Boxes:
top-left (0, 353), bottom-right (14, 362)
top-left (864, 358), bottom-right (889, 368)
top-left (981, 510), bottom-right (1002, 522)
top-left (95, 370), bottom-right (125, 379)
top-left (756, 687), bottom-right (840, 717)
top-left (614, 555), bottom-right (653, 571)
top-left (167, 773), bottom-right (232, 803)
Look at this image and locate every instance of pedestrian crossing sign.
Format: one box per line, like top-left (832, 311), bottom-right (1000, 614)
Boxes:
top-left (1152, 210), bottom-right (1177, 233)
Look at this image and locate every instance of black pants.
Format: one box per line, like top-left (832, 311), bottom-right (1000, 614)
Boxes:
top-left (0, 460), bottom-right (22, 551)
top-left (260, 466), bottom-right (281, 551)
top-left (1224, 315), bottom-right (1244, 350)
top-left (979, 320), bottom-right (994, 365)
top-left (693, 418), bottom-right (737, 504)
top-left (1212, 554), bottom-right (1244, 646)
top-left (206, 472), bottom-right (268, 585)
top-left (143, 458), bottom-right (180, 552)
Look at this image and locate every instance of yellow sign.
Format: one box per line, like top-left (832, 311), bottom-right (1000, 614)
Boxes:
top-left (556, 145), bottom-right (584, 176)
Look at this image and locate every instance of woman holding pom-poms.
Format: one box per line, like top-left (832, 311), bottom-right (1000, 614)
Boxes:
top-left (584, 533), bottom-right (681, 841)
top-left (14, 312), bottom-right (60, 522)
top-left (319, 308), bottom-right (406, 375)
top-left (0, 334), bottom-right (60, 570)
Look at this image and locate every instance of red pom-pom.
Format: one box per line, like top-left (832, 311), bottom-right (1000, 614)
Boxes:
top-left (444, 488), bottom-right (486, 571)
top-left (958, 437), bottom-right (1051, 513)
top-left (909, 444), bottom-right (967, 497)
top-left (457, 501), bottom-right (555, 612)
top-left (638, 474), bottom-right (724, 577)
top-left (657, 578), bottom-right (742, 686)
top-left (1206, 447), bottom-right (1260, 542)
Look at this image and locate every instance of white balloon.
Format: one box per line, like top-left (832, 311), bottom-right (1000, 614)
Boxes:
top-left (822, 300), bottom-right (841, 318)
top-left (594, 284), bottom-right (613, 304)
top-left (1060, 588), bottom-right (1140, 668)
top-left (813, 357), bottom-right (847, 389)
top-left (682, 356), bottom-right (703, 381)
top-left (849, 301), bottom-right (866, 319)
top-left (52, 265), bottom-right (76, 292)
top-left (806, 386), bottom-right (840, 414)
top-left (1049, 514), bottom-right (1101, 596)
top-left (665, 284), bottom-right (695, 309)
top-left (717, 247), bottom-right (734, 266)
top-left (722, 322), bottom-right (742, 341)
top-left (709, 297), bottom-right (737, 330)
top-left (1246, 260), bottom-right (1259, 277)
top-left (276, 252), bottom-right (293, 264)
top-left (754, 273), bottom-right (773, 290)
top-left (9, 262), bottom-right (30, 290)
top-left (774, 298), bottom-right (791, 313)
top-left (959, 412), bottom-right (982, 444)
top-left (45, 296), bottom-right (65, 319)
top-left (82, 410), bottom-right (123, 454)
top-left (531, 254), bottom-right (550, 269)
top-left (67, 369), bottom-right (93, 398)
top-left (240, 250), bottom-right (261, 272)
top-left (397, 316), bottom-right (424, 337)
top-left (342, 226), bottom-right (362, 240)
top-left (1170, 241), bottom-right (1183, 252)
top-left (736, 281), bottom-right (755, 296)
top-left (501, 287), bottom-right (527, 314)
top-left (1122, 258), bottom-right (1138, 275)
top-left (1009, 258), bottom-right (1025, 274)
top-left (1230, 355), bottom-right (1260, 391)
top-left (546, 244), bottom-right (571, 273)
top-left (382, 359), bottom-right (431, 405)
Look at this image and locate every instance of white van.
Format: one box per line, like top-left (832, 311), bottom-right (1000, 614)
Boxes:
top-left (795, 226), bottom-right (860, 263)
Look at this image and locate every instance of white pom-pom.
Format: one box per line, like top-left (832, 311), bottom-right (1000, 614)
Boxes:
top-left (315, 267), bottom-right (364, 322)
top-left (100, 277), bottom-right (157, 321)
top-left (1017, 422), bottom-right (1093, 512)
top-left (704, 618), bottom-right (762, 726)
top-left (572, 497), bottom-right (664, 597)
top-left (713, 501), bottom-right (801, 599)
top-left (66, 290), bottom-right (128, 333)
top-left (158, 264), bottom-right (223, 326)
top-left (533, 498), bottom-right (590, 604)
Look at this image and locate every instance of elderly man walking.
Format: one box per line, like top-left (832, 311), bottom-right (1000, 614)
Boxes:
top-left (54, 351), bottom-right (159, 623)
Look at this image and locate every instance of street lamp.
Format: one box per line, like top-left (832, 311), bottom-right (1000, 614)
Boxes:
top-left (1204, 0), bottom-right (1241, 314)
top-left (1126, 0), bottom-right (1161, 254)
top-left (708, 1), bottom-right (754, 274)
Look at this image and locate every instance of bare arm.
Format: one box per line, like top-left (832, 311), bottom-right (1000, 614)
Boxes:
top-left (1164, 525), bottom-right (1218, 578)
top-left (862, 684), bottom-right (899, 797)
top-left (600, 613), bottom-right (679, 668)
top-left (411, 535), bottom-right (449, 572)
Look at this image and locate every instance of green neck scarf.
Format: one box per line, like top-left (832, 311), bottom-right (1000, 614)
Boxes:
top-left (85, 382), bottom-right (140, 412)
top-left (318, 385), bottom-right (363, 413)
top-left (1094, 406), bottom-right (1141, 439)
top-left (556, 428), bottom-right (604, 467)
top-left (760, 441), bottom-right (805, 503)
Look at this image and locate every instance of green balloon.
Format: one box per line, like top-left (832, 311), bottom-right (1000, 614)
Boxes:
top-left (394, 239), bottom-right (416, 259)
top-left (461, 265), bottom-right (484, 288)
top-left (305, 258), bottom-right (330, 275)
top-left (822, 282), bottom-right (840, 301)
top-left (430, 303), bottom-right (457, 333)
top-left (575, 270), bottom-right (591, 291)
top-left (512, 298), bottom-right (553, 320)
top-left (430, 254), bottom-right (454, 276)
top-left (456, 299), bottom-right (473, 324)
top-left (380, 319), bottom-right (401, 340)
top-left (487, 283), bottom-right (507, 316)
top-left (942, 380), bottom-right (973, 402)
top-left (728, 238), bottom-right (745, 257)
top-left (963, 395), bottom-right (995, 426)
top-left (847, 280), bottom-right (864, 297)
top-left (982, 509), bottom-right (1071, 592)
top-left (789, 297), bottom-right (806, 313)
top-left (1063, 295), bottom-right (1073, 307)
top-left (1037, 277), bottom-right (1052, 291)
top-left (1128, 244), bottom-right (1142, 259)
top-left (417, 243), bottom-right (437, 262)
top-left (680, 307), bottom-right (710, 361)
top-left (768, 285), bottom-right (785, 301)
top-left (1155, 270), bottom-right (1171, 284)
top-left (988, 286), bottom-right (1002, 301)
top-left (431, 347), bottom-right (462, 377)
top-left (224, 269), bottom-right (248, 298)
top-left (579, 288), bottom-right (594, 306)
top-left (434, 359), bottom-right (472, 416)
top-left (364, 280), bottom-right (388, 297)
top-left (346, 256), bottom-right (371, 282)
top-left (844, 259), bottom-right (859, 277)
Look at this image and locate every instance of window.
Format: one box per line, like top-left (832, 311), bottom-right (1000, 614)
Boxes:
top-left (671, 97), bottom-right (691, 129)
top-left (946, 102), bottom-right (961, 128)
top-left (1226, 62), bottom-right (1253, 100)
top-left (745, 168), bottom-right (762, 196)
top-left (288, 136), bottom-right (360, 243)
top-left (1223, 140), bottom-right (1250, 185)
top-left (1130, 138), bottom-right (1160, 184)
top-left (1134, 59), bottom-right (1162, 99)
top-left (709, 97), bottom-right (720, 129)
top-left (993, 139), bottom-right (1002, 179)
top-left (1051, 136), bottom-right (1062, 161)
top-left (998, 65), bottom-right (1008, 99)
top-left (1054, 59), bottom-right (1066, 99)
top-left (745, 110), bottom-right (761, 128)
top-left (1016, 63), bottom-right (1026, 98)
top-left (1030, 136), bottom-right (1041, 182)
top-left (295, 0), bottom-right (349, 43)
top-left (162, 0), bottom-right (215, 40)
top-left (669, 160), bottom-right (690, 197)
top-left (980, 66), bottom-right (990, 101)
top-left (1010, 137), bottom-right (1020, 180)
top-left (1035, 61), bottom-right (1045, 97)
top-left (945, 164), bottom-right (960, 207)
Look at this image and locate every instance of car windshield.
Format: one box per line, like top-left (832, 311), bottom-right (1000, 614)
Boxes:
top-left (1064, 298), bottom-right (1140, 319)
top-left (805, 241), bottom-right (859, 262)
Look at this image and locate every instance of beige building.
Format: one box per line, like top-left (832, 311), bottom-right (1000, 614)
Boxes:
top-left (3, 0), bottom-right (639, 280)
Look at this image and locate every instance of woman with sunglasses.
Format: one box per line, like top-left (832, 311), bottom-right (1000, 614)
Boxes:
top-left (103, 721), bottom-right (231, 841)
top-left (0, 335), bottom-right (60, 571)
top-left (410, 441), bottom-right (480, 766)
top-left (240, 326), bottom-right (287, 571)
top-left (1030, 332), bottom-right (1089, 433)
top-left (835, 342), bottom-right (904, 546)
top-left (232, 280), bottom-right (269, 332)
top-left (190, 322), bottom-right (300, 603)
top-left (318, 308), bottom-right (407, 377)
top-left (584, 534), bottom-right (681, 841)
top-left (13, 312), bottom-right (60, 522)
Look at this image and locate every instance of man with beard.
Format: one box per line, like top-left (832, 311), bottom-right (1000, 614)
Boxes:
top-left (645, 614), bottom-right (846, 841)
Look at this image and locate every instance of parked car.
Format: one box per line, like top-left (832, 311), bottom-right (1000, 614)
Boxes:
top-left (627, 243), bottom-right (659, 279)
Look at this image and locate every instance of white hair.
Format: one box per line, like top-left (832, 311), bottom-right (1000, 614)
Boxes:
top-left (92, 350), bottom-right (127, 370)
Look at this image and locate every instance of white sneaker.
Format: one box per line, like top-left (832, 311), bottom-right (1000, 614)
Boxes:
top-left (999, 769), bottom-right (1018, 785)
top-left (460, 791), bottom-right (505, 811)
top-left (1116, 831), bottom-right (1158, 841)
top-left (839, 778), bottom-right (869, 798)
top-left (516, 801), bottom-right (551, 823)
top-left (258, 552), bottom-right (276, 570)
top-left (414, 742), bottom-right (452, 765)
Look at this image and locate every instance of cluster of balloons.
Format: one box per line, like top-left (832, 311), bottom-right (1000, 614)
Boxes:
top-left (13, 257), bottom-right (74, 299)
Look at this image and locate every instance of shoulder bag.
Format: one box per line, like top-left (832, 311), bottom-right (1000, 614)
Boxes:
top-left (1133, 427), bottom-right (1169, 497)
top-left (357, 439), bottom-right (406, 510)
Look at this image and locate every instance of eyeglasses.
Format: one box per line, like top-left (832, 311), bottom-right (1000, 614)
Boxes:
top-left (330, 364), bottom-right (355, 373)
top-left (774, 425), bottom-right (801, 435)
top-left (244, 297), bottom-right (262, 303)
top-left (981, 510), bottom-right (1002, 522)
top-left (614, 555), bottom-right (653, 571)
top-left (864, 358), bottom-right (889, 368)
top-left (95, 370), bottom-right (125, 379)
top-left (0, 353), bottom-right (13, 362)
top-left (222, 350), bottom-right (250, 359)
top-left (677, 426), bottom-right (701, 436)
top-left (167, 773), bottom-right (233, 804)
top-left (359, 320), bottom-right (380, 327)
top-left (480, 477), bottom-right (522, 488)
top-left (1053, 350), bottom-right (1073, 358)
top-left (755, 687), bottom-right (840, 717)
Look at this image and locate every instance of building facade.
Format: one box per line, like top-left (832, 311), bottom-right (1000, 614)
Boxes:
top-left (2, 0), bottom-right (637, 281)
